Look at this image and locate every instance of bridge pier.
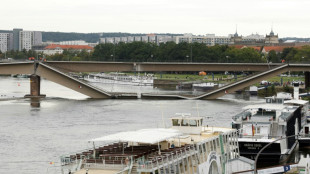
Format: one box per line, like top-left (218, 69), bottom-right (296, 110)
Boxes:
top-left (25, 74), bottom-right (46, 98)
top-left (305, 72), bottom-right (310, 89)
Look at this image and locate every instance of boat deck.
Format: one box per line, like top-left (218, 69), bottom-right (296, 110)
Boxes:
top-left (74, 168), bottom-right (119, 174)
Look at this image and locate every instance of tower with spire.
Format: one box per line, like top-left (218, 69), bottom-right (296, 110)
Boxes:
top-left (265, 26), bottom-right (279, 45)
top-left (230, 25), bottom-right (242, 44)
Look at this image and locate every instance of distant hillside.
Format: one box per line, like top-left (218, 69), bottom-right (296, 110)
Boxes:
top-left (42, 32), bottom-right (102, 43)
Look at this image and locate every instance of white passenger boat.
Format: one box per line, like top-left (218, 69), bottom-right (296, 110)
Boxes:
top-left (192, 82), bottom-right (218, 91)
top-left (232, 83), bottom-right (307, 161)
top-left (83, 72), bottom-right (155, 86)
top-left (232, 103), bottom-right (301, 161)
top-left (61, 114), bottom-right (253, 174)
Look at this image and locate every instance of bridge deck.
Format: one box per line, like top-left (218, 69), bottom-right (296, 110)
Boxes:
top-left (1, 62), bottom-right (310, 99)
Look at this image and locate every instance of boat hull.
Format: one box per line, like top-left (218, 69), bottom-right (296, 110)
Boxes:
top-left (239, 141), bottom-right (281, 159)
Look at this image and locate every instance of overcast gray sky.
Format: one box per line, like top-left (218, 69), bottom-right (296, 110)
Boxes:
top-left (2, 0), bottom-right (310, 37)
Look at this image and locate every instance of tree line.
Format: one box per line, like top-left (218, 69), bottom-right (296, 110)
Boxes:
top-left (1, 42), bottom-right (310, 63)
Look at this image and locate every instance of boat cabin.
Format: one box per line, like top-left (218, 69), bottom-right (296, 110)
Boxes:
top-left (171, 113), bottom-right (203, 135)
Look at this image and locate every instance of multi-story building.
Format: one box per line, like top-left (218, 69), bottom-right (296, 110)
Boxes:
top-left (13, 28), bottom-right (22, 51)
top-left (42, 44), bottom-right (94, 55)
top-left (175, 33), bottom-right (231, 46)
top-left (19, 30), bottom-right (42, 51)
top-left (0, 33), bottom-right (13, 53)
top-left (10, 29), bottom-right (43, 51)
top-left (19, 31), bottom-right (33, 51)
top-left (100, 30), bottom-right (279, 47)
top-left (100, 35), bottom-right (174, 45)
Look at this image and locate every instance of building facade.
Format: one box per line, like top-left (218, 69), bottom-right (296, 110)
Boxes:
top-left (13, 28), bottom-right (22, 51)
top-left (175, 34), bottom-right (231, 46)
top-left (19, 30), bottom-right (42, 51)
top-left (0, 33), bottom-right (13, 53)
top-left (265, 30), bottom-right (279, 45)
top-left (100, 35), bottom-right (174, 45)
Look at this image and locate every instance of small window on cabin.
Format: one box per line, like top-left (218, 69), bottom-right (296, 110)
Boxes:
top-left (189, 120), bottom-right (198, 127)
top-left (181, 119), bottom-right (189, 126)
top-left (266, 99), bottom-right (271, 103)
top-left (172, 119), bottom-right (179, 126)
top-left (277, 99), bottom-right (283, 104)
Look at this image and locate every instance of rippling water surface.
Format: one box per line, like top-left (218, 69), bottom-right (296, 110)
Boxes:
top-left (0, 76), bottom-right (266, 173)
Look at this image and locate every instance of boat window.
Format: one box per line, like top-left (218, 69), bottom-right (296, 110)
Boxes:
top-left (181, 119), bottom-right (198, 127)
top-left (256, 127), bottom-right (260, 134)
top-left (181, 119), bottom-right (189, 126)
top-left (277, 99), bottom-right (283, 103)
top-left (266, 98), bottom-right (271, 103)
top-left (172, 119), bottom-right (179, 126)
top-left (189, 120), bottom-right (198, 127)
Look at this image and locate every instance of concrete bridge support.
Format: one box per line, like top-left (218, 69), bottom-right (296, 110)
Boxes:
top-left (25, 74), bottom-right (46, 98)
top-left (305, 72), bottom-right (310, 89)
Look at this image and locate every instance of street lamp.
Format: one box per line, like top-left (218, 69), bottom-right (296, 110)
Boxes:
top-left (186, 55), bottom-right (189, 62)
top-left (190, 44), bottom-right (193, 62)
top-left (150, 54), bottom-right (153, 62)
top-left (111, 54), bottom-right (114, 61)
top-left (226, 56), bottom-right (229, 63)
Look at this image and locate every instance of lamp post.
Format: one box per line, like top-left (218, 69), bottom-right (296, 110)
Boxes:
top-left (190, 44), bottom-right (193, 62)
top-left (186, 55), bottom-right (189, 62)
top-left (111, 54), bottom-right (114, 61)
top-left (226, 56), bottom-right (229, 63)
top-left (150, 54), bottom-right (153, 62)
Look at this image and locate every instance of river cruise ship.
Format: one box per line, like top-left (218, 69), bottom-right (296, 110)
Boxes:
top-left (232, 103), bottom-right (301, 161)
top-left (61, 114), bottom-right (253, 174)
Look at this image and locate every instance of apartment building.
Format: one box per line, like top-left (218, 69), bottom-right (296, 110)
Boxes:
top-left (100, 35), bottom-right (174, 44)
top-left (19, 30), bottom-right (42, 51)
top-left (0, 33), bottom-right (13, 53)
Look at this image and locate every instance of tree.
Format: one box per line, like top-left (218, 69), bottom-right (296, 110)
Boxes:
top-left (268, 50), bottom-right (280, 63)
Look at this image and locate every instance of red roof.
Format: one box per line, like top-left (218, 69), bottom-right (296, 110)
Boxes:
top-left (231, 45), bottom-right (261, 51)
top-left (263, 46), bottom-right (302, 53)
top-left (45, 44), bottom-right (93, 50)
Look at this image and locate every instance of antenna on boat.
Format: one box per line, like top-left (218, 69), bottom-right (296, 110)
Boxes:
top-left (161, 105), bottom-right (166, 128)
top-left (193, 102), bottom-right (200, 117)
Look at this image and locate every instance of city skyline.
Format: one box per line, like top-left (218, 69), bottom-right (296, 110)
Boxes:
top-left (1, 0), bottom-right (310, 37)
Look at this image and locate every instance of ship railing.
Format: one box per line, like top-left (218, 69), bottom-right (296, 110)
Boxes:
top-left (83, 157), bottom-right (128, 170)
top-left (298, 133), bottom-right (310, 138)
top-left (238, 134), bottom-right (286, 140)
top-left (137, 145), bottom-right (196, 171)
top-left (60, 141), bottom-right (122, 166)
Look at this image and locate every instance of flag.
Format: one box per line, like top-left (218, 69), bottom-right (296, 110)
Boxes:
top-left (252, 124), bottom-right (255, 136)
top-left (49, 162), bottom-right (54, 165)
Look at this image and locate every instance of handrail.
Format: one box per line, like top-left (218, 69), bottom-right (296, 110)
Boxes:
top-left (253, 134), bottom-right (298, 174)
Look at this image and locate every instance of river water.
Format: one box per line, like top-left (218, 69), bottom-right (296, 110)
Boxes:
top-left (0, 76), bottom-right (304, 174)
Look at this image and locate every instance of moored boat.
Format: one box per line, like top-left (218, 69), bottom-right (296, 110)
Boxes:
top-left (232, 102), bottom-right (302, 161)
top-left (61, 114), bottom-right (253, 174)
